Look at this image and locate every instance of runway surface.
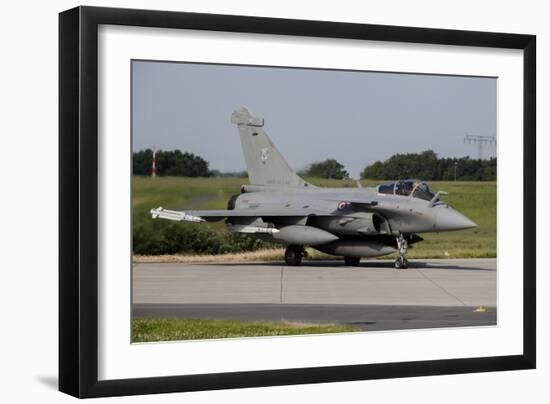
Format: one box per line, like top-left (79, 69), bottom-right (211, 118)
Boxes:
top-left (133, 258), bottom-right (496, 330)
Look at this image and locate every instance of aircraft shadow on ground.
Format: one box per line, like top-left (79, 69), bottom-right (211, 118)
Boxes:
top-left (202, 260), bottom-right (496, 271)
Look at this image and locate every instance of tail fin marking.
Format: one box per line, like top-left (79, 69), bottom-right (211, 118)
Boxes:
top-left (231, 107), bottom-right (314, 188)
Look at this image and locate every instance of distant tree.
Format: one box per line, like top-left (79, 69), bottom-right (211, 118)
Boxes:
top-left (302, 159), bottom-right (350, 179)
top-left (361, 150), bottom-right (496, 181)
top-left (132, 149), bottom-right (212, 177)
top-left (133, 148), bottom-right (154, 176)
top-left (482, 157), bottom-right (497, 180)
top-left (210, 170), bottom-right (248, 178)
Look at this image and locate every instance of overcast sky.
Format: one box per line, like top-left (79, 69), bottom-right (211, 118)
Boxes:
top-left (132, 60), bottom-right (496, 178)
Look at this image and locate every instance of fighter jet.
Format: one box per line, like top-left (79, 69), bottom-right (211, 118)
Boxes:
top-left (151, 107), bottom-right (477, 269)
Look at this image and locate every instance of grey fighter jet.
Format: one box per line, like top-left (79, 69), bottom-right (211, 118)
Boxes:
top-left (151, 107), bottom-right (477, 269)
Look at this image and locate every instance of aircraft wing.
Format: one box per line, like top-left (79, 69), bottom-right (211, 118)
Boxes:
top-left (150, 206), bottom-right (332, 223)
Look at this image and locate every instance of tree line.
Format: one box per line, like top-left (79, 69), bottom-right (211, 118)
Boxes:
top-left (133, 149), bottom-right (212, 177)
top-left (299, 159), bottom-right (350, 180)
top-left (133, 149), bottom-right (351, 179)
top-left (361, 150), bottom-right (496, 181)
top-left (133, 148), bottom-right (496, 181)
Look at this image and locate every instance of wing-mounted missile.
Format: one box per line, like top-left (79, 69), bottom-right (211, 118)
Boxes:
top-left (150, 207), bottom-right (205, 222)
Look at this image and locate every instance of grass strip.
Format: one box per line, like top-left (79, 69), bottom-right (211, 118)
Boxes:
top-left (132, 317), bottom-right (361, 342)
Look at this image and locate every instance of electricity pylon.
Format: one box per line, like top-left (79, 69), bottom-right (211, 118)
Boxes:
top-left (464, 134), bottom-right (496, 160)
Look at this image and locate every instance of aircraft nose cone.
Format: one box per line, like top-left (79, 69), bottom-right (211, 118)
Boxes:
top-left (436, 207), bottom-right (477, 231)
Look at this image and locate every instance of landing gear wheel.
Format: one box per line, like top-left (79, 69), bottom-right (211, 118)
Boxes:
top-left (394, 256), bottom-right (408, 269)
top-left (344, 256), bottom-right (361, 266)
top-left (285, 245), bottom-right (304, 266)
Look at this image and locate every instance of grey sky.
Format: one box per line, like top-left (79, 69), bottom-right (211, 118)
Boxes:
top-left (132, 60), bottom-right (496, 178)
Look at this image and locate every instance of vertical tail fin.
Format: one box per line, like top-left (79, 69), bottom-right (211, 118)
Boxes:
top-left (231, 107), bottom-right (314, 188)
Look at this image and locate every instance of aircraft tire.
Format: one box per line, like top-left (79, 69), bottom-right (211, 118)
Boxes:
top-left (395, 257), bottom-right (408, 269)
top-left (285, 245), bottom-right (303, 266)
top-left (344, 256), bottom-right (361, 266)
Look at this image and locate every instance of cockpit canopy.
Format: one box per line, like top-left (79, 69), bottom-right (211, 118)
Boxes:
top-left (377, 179), bottom-right (437, 202)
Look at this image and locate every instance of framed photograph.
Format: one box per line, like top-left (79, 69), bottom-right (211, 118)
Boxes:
top-left (59, 6), bottom-right (536, 398)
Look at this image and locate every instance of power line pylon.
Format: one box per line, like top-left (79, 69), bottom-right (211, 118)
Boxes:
top-left (464, 134), bottom-right (496, 160)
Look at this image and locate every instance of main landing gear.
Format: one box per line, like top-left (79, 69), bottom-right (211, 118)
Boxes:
top-left (344, 256), bottom-right (361, 266)
top-left (284, 245), bottom-right (305, 266)
top-left (395, 234), bottom-right (409, 269)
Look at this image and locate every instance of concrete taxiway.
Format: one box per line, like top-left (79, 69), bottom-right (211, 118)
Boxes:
top-left (133, 259), bottom-right (496, 306)
top-left (133, 259), bottom-right (497, 330)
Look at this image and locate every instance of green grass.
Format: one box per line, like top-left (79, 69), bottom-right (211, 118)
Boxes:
top-left (132, 318), bottom-right (361, 342)
top-left (407, 181), bottom-right (496, 258)
top-left (134, 176), bottom-right (237, 223)
top-left (133, 176), bottom-right (496, 259)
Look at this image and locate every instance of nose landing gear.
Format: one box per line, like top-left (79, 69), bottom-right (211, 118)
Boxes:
top-left (395, 234), bottom-right (409, 269)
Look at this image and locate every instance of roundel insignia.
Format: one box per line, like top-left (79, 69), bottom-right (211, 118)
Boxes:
top-left (337, 201), bottom-right (349, 211)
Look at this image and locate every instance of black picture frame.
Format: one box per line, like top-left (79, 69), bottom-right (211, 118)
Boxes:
top-left (59, 5), bottom-right (536, 398)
